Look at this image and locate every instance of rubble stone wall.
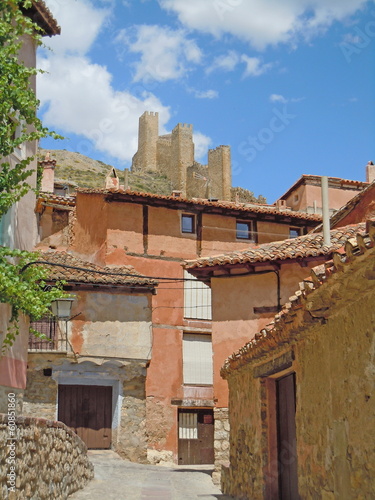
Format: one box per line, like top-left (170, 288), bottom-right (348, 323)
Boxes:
top-left (212, 407), bottom-right (230, 485)
top-left (0, 414), bottom-right (93, 499)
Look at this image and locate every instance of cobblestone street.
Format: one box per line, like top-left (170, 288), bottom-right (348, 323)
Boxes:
top-left (68, 451), bottom-right (232, 500)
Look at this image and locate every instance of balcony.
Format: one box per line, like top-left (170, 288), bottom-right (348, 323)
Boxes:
top-left (28, 316), bottom-right (68, 352)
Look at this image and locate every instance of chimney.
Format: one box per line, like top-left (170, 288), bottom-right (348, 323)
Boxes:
top-left (366, 161), bottom-right (375, 183)
top-left (105, 168), bottom-right (120, 190)
top-left (40, 152), bottom-right (56, 193)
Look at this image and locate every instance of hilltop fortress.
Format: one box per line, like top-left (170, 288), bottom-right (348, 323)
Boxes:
top-left (131, 111), bottom-right (232, 200)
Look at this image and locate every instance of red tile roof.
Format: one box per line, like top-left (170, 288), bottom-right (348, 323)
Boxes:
top-left (311, 180), bottom-right (375, 232)
top-left (76, 188), bottom-right (322, 222)
top-left (185, 223), bottom-right (366, 271)
top-left (39, 251), bottom-right (157, 288)
top-left (221, 219), bottom-right (375, 378)
top-left (35, 193), bottom-right (76, 213)
top-left (26, 1), bottom-right (60, 36)
top-left (277, 174), bottom-right (368, 202)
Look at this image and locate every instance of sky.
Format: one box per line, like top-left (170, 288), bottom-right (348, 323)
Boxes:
top-left (38, 0), bottom-right (375, 203)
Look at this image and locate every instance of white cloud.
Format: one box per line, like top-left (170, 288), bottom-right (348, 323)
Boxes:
top-left (193, 132), bottom-right (212, 161)
top-left (38, 55), bottom-right (170, 163)
top-left (241, 55), bottom-right (273, 77)
top-left (43, 0), bottom-right (110, 56)
top-left (270, 94), bottom-right (288, 104)
top-left (193, 89), bottom-right (219, 99)
top-left (159, 0), bottom-right (370, 49)
top-left (207, 51), bottom-right (239, 73)
top-left (117, 25), bottom-right (203, 83)
top-left (269, 94), bottom-right (305, 104)
top-left (38, 0), bottom-right (170, 164)
top-left (207, 51), bottom-right (273, 78)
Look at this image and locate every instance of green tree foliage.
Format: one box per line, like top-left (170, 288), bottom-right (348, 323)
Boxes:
top-left (0, 0), bottom-right (65, 350)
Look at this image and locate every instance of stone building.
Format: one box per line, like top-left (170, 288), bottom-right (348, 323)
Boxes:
top-left (31, 172), bottom-right (321, 469)
top-left (24, 251), bottom-right (157, 462)
top-left (0, 0), bottom-right (60, 412)
top-left (184, 221), bottom-right (368, 483)
top-left (219, 219), bottom-right (375, 499)
top-left (131, 111), bottom-right (232, 200)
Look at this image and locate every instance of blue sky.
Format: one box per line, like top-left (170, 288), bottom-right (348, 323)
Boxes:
top-left (39, 0), bottom-right (375, 202)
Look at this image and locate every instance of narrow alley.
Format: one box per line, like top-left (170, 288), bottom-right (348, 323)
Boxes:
top-left (68, 451), bottom-right (232, 500)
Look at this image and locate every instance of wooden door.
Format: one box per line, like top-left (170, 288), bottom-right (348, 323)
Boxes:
top-left (276, 373), bottom-right (298, 499)
top-left (178, 409), bottom-right (214, 465)
top-left (58, 385), bottom-right (112, 449)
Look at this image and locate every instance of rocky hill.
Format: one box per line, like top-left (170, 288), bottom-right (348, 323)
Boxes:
top-left (38, 148), bottom-right (266, 202)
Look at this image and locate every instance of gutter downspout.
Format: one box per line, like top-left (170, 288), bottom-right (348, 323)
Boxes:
top-left (321, 176), bottom-right (331, 246)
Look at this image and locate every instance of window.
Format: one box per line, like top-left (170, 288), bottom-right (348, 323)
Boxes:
top-left (179, 412), bottom-right (198, 439)
top-left (181, 214), bottom-right (195, 233)
top-left (183, 333), bottom-right (213, 385)
top-left (29, 316), bottom-right (58, 350)
top-left (236, 220), bottom-right (255, 240)
top-left (184, 270), bottom-right (212, 320)
top-left (289, 227), bottom-right (303, 239)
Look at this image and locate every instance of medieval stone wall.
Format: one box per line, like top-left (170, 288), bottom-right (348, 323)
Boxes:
top-left (0, 413), bottom-right (93, 499)
top-left (221, 247), bottom-right (375, 499)
top-left (131, 111), bottom-right (232, 200)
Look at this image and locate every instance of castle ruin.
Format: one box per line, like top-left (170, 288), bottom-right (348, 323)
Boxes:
top-left (131, 111), bottom-right (232, 200)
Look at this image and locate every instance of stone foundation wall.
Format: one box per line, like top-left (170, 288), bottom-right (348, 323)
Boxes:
top-left (0, 413), bottom-right (93, 499)
top-left (212, 407), bottom-right (230, 485)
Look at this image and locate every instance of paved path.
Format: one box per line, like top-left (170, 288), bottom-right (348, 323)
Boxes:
top-left (69, 451), bottom-right (232, 500)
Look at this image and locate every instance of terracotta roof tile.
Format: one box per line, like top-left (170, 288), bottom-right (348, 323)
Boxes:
top-left (221, 219), bottom-right (375, 378)
top-left (35, 193), bottom-right (76, 213)
top-left (185, 223), bottom-right (366, 270)
top-left (76, 188), bottom-right (322, 222)
top-left (311, 180), bottom-right (375, 232)
top-left (39, 251), bottom-right (157, 288)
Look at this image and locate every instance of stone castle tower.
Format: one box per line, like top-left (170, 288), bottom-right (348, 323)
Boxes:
top-left (131, 111), bottom-right (232, 200)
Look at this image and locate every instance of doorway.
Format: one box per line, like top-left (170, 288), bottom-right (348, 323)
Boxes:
top-left (58, 384), bottom-right (112, 449)
top-left (178, 408), bottom-right (214, 465)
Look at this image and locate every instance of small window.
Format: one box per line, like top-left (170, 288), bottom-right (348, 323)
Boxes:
top-left (236, 220), bottom-right (254, 240)
top-left (289, 227), bottom-right (302, 238)
top-left (181, 214), bottom-right (195, 234)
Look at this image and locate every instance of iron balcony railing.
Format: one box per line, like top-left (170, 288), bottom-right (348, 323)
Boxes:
top-left (28, 316), bottom-right (69, 352)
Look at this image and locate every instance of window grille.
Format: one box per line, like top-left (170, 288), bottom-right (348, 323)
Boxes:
top-left (29, 316), bottom-right (62, 350)
top-left (179, 412), bottom-right (198, 439)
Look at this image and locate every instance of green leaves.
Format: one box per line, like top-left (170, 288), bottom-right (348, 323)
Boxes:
top-left (0, 0), bottom-right (60, 217)
top-left (0, 248), bottom-right (67, 352)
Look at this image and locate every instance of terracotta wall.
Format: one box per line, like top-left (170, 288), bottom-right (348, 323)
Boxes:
top-left (211, 260), bottom-right (323, 408)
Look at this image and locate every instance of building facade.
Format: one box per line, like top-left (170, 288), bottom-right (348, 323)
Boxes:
top-left (0, 1), bottom-right (60, 412)
top-left (32, 183), bottom-right (321, 467)
top-left (220, 220), bottom-right (375, 499)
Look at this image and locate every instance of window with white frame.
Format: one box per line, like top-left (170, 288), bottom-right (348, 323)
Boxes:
top-left (184, 270), bottom-right (212, 320)
top-left (183, 333), bottom-right (213, 385)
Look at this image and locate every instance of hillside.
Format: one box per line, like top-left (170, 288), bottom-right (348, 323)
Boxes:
top-left (38, 149), bottom-right (266, 203)
top-left (38, 149), bottom-right (173, 195)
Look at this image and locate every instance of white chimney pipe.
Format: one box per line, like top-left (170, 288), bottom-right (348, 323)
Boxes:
top-left (321, 176), bottom-right (330, 246)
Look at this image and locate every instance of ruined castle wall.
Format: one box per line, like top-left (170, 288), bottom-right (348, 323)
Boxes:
top-left (156, 135), bottom-right (172, 177)
top-left (132, 112), bottom-right (159, 171)
top-left (208, 146), bottom-right (232, 201)
top-left (169, 124), bottom-right (194, 195)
